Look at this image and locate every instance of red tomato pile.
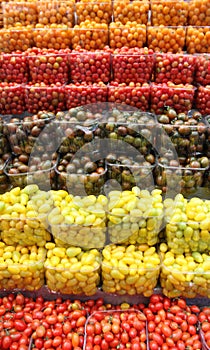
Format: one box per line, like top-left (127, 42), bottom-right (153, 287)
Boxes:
top-left (112, 47), bottom-right (154, 84)
top-left (144, 294), bottom-right (201, 350)
top-left (85, 309), bottom-right (147, 350)
top-left (69, 46), bottom-right (111, 84)
top-left (199, 307), bottom-right (210, 349)
top-left (108, 82), bottom-right (150, 111)
top-left (154, 53), bottom-right (196, 85)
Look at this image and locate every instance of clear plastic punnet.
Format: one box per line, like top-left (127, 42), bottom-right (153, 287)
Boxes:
top-left (108, 83), bottom-right (150, 111)
top-left (4, 154), bottom-right (58, 190)
top-left (5, 111), bottom-right (56, 155)
top-left (102, 244), bottom-right (160, 296)
top-left (37, 1), bottom-right (75, 27)
top-left (106, 154), bottom-right (155, 192)
top-left (76, 2), bottom-right (112, 24)
top-left (188, 0), bottom-right (210, 26)
top-left (113, 0), bottom-right (149, 25)
top-left (33, 26), bottom-right (72, 50)
top-left (0, 27), bottom-right (34, 53)
top-left (44, 243), bottom-right (101, 295)
top-left (0, 83), bottom-right (25, 115)
top-left (84, 309), bottom-right (147, 349)
top-left (47, 193), bottom-right (107, 249)
top-left (163, 195), bottom-right (210, 255)
top-left (109, 23), bottom-right (147, 49)
top-left (157, 116), bottom-right (207, 156)
top-left (65, 84), bottom-right (107, 109)
top-left (154, 155), bottom-right (209, 197)
top-left (27, 49), bottom-right (70, 85)
top-left (56, 157), bottom-right (107, 196)
top-left (69, 49), bottom-right (111, 84)
top-left (0, 242), bottom-right (46, 291)
top-left (112, 48), bottom-right (154, 84)
top-left (24, 84), bottom-right (66, 114)
top-left (72, 23), bottom-right (108, 50)
top-left (186, 26), bottom-right (210, 54)
top-left (195, 54), bottom-right (210, 86)
top-left (0, 185), bottom-right (55, 246)
top-left (2, 2), bottom-right (38, 28)
top-left (154, 53), bottom-right (196, 85)
top-left (106, 187), bottom-right (163, 246)
top-left (196, 85), bottom-right (210, 116)
top-left (0, 52), bottom-right (29, 84)
top-left (102, 109), bottom-right (157, 154)
top-left (151, 0), bottom-right (189, 26)
top-left (160, 247), bottom-right (210, 299)
top-left (151, 82), bottom-right (196, 115)
top-left (147, 26), bottom-right (186, 53)
top-left (54, 108), bottom-right (102, 155)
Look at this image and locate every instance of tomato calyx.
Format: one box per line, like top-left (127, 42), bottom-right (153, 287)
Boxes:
top-left (4, 328), bottom-right (10, 336)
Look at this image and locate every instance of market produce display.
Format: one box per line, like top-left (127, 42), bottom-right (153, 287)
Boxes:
top-left (0, 1), bottom-right (209, 348)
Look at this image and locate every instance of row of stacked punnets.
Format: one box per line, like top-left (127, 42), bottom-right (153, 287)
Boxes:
top-left (2, 293), bottom-right (210, 350)
top-left (0, 108), bottom-right (209, 196)
top-left (0, 0), bottom-right (209, 27)
top-left (0, 23), bottom-right (209, 53)
top-left (0, 184), bottom-right (209, 297)
top-left (0, 48), bottom-right (209, 86)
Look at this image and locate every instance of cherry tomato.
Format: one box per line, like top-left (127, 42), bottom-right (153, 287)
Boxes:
top-left (2, 336), bottom-right (12, 349)
top-left (14, 320), bottom-right (27, 332)
top-left (72, 333), bottom-right (80, 347)
top-left (187, 314), bottom-right (198, 325)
